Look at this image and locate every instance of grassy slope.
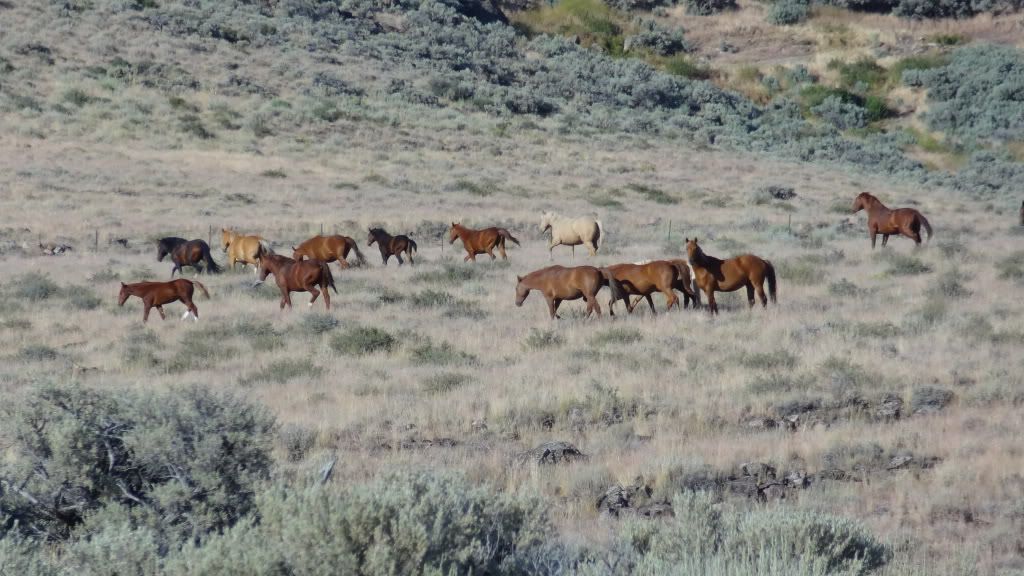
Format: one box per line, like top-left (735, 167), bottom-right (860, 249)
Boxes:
top-left (2, 0), bottom-right (1024, 573)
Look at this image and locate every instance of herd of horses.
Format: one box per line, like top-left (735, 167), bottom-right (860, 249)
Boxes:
top-left (117, 193), bottom-right (931, 322)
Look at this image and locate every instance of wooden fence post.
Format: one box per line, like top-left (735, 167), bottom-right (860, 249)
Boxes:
top-left (94, 229), bottom-right (99, 250)
top-left (667, 219), bottom-right (672, 244)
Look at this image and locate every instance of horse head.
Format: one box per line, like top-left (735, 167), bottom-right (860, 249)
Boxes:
top-left (156, 241), bottom-right (168, 262)
top-left (540, 212), bottom-right (552, 233)
top-left (685, 238), bottom-right (702, 262)
top-left (118, 282), bottom-right (129, 306)
top-left (367, 228), bottom-right (379, 246)
top-left (220, 228), bottom-right (233, 250)
top-left (291, 246), bottom-right (303, 260)
top-left (852, 192), bottom-right (874, 214)
top-left (448, 223), bottom-right (459, 244)
top-left (514, 275), bottom-right (529, 307)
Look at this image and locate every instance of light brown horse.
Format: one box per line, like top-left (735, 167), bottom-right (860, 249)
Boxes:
top-left (367, 228), bottom-right (417, 266)
top-left (685, 239), bottom-right (776, 315)
top-left (449, 223), bottom-right (520, 262)
top-left (606, 260), bottom-right (698, 316)
top-left (254, 253), bottom-right (336, 310)
top-left (515, 265), bottom-right (623, 319)
top-left (292, 234), bottom-right (366, 270)
top-left (118, 279), bottom-right (209, 323)
top-left (852, 192), bottom-right (932, 248)
top-left (222, 228), bottom-right (272, 275)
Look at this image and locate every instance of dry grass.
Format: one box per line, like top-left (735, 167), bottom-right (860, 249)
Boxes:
top-left (2, 119), bottom-right (1023, 572)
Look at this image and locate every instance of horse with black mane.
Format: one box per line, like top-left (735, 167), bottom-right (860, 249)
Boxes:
top-left (157, 237), bottom-right (221, 277)
top-left (367, 228), bottom-right (417, 266)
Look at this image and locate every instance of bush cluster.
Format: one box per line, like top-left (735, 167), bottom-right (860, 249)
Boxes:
top-left (768, 0), bottom-right (810, 23)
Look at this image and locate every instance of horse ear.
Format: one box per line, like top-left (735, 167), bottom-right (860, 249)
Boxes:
top-left (517, 275), bottom-right (523, 283)
top-left (694, 237), bottom-right (698, 243)
top-left (120, 282), bottom-right (126, 286)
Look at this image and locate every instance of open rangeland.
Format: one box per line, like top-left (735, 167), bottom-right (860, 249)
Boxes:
top-left (1, 126), bottom-right (1022, 573)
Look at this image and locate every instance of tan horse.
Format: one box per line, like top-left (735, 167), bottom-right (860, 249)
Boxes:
top-left (606, 259), bottom-right (698, 315)
top-left (541, 211), bottom-right (602, 259)
top-left (292, 234), bottom-right (366, 270)
top-left (448, 223), bottom-right (520, 262)
top-left (852, 192), bottom-right (932, 248)
top-left (685, 238), bottom-right (776, 315)
top-left (515, 265), bottom-right (623, 319)
top-left (222, 228), bottom-right (272, 275)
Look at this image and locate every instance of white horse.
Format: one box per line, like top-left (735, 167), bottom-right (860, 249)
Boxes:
top-left (541, 211), bottom-right (603, 260)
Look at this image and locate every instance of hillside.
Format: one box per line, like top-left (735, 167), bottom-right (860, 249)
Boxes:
top-left (2, 0), bottom-right (1024, 574)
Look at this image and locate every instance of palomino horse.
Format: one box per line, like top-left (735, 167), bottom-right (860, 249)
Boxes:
top-left (540, 211), bottom-right (603, 259)
top-left (118, 279), bottom-right (209, 323)
top-left (515, 265), bottom-right (623, 319)
top-left (367, 228), bottom-right (417, 266)
top-left (852, 192), bottom-right (932, 248)
top-left (448, 223), bottom-right (520, 262)
top-left (221, 228), bottom-right (272, 275)
top-left (685, 238), bottom-right (776, 315)
top-left (157, 237), bottom-right (221, 277)
top-left (606, 260), bottom-right (698, 316)
top-left (292, 234), bottom-right (366, 270)
top-left (254, 253), bottom-right (336, 310)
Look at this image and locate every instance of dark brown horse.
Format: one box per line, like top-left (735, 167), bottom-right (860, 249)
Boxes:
top-left (449, 223), bottom-right (520, 262)
top-left (367, 228), bottom-right (417, 266)
top-left (157, 237), bottom-right (221, 277)
top-left (255, 253), bottom-right (336, 310)
top-left (515, 265), bottom-right (623, 319)
top-left (292, 234), bottom-right (366, 269)
top-left (606, 260), bottom-right (698, 316)
top-left (685, 239), bottom-right (776, 315)
top-left (118, 279), bottom-right (209, 323)
top-left (852, 192), bottom-right (932, 248)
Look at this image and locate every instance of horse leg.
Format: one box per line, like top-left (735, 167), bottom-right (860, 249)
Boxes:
top-left (870, 230), bottom-right (877, 249)
top-left (882, 234), bottom-right (890, 247)
top-left (746, 284), bottom-right (756, 308)
top-left (307, 285), bottom-right (320, 307)
top-left (608, 295), bottom-right (617, 316)
top-left (322, 283), bottom-right (331, 309)
top-left (755, 281), bottom-right (768, 308)
top-left (586, 293), bottom-right (602, 317)
top-left (549, 243), bottom-right (555, 261)
top-left (407, 249), bottom-right (414, 266)
top-left (705, 289), bottom-right (718, 315)
top-left (546, 297), bottom-right (558, 319)
top-left (396, 253), bottom-right (404, 266)
top-left (585, 241), bottom-right (597, 257)
top-left (487, 245), bottom-right (497, 260)
top-left (156, 305), bottom-right (166, 320)
top-left (662, 289), bottom-right (677, 312)
top-left (497, 241), bottom-right (507, 260)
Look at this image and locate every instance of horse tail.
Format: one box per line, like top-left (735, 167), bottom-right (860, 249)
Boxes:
top-left (192, 280), bottom-right (211, 300)
top-left (498, 228), bottom-right (520, 246)
top-left (347, 237), bottom-right (367, 266)
top-left (408, 238), bottom-right (418, 254)
top-left (918, 213), bottom-right (933, 243)
top-left (201, 243), bottom-right (222, 274)
top-left (600, 268), bottom-right (625, 302)
top-left (258, 239), bottom-right (274, 256)
top-left (671, 261), bottom-right (697, 298)
top-left (321, 261), bottom-right (338, 294)
top-left (595, 219), bottom-right (604, 251)
top-left (764, 260), bottom-right (777, 304)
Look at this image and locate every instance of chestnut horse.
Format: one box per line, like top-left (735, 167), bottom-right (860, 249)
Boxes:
top-left (157, 237), bottom-right (221, 277)
top-left (852, 192), bottom-right (932, 248)
top-left (515, 265), bottom-right (623, 319)
top-left (448, 223), bottom-right (520, 262)
top-left (254, 253), bottom-right (336, 310)
top-left (367, 228), bottom-right (417, 266)
top-left (685, 239), bottom-right (776, 315)
top-left (606, 259), bottom-right (698, 316)
top-left (221, 228), bottom-right (272, 275)
top-left (292, 234), bottom-right (366, 270)
top-left (118, 279), bottom-right (209, 323)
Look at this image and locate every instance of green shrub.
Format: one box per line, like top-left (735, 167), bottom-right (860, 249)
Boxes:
top-left (768, 0), bottom-right (809, 25)
top-left (829, 57), bottom-right (887, 92)
top-left (410, 289), bottom-right (457, 308)
top-left (591, 327), bottom-right (644, 346)
top-left (997, 251), bottom-right (1024, 281)
top-left (409, 339), bottom-right (476, 365)
top-left (65, 286), bottom-right (103, 310)
top-left (684, 0), bottom-right (737, 15)
top-left (329, 326), bottom-right (396, 355)
top-left (662, 55), bottom-right (712, 80)
top-left (17, 344), bottom-right (59, 362)
top-left (412, 263), bottom-right (480, 285)
top-left (523, 328), bottom-right (564, 350)
top-left (10, 272), bottom-right (60, 300)
top-left (0, 383), bottom-right (275, 546)
top-left (883, 253), bottom-right (931, 276)
top-left (738, 349), bottom-right (798, 370)
top-left (249, 359), bottom-right (323, 383)
top-left (421, 372), bottom-right (471, 394)
top-left (299, 312), bottom-right (339, 335)
top-left (165, 471), bottom-right (558, 576)
top-left (627, 183), bottom-right (678, 204)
